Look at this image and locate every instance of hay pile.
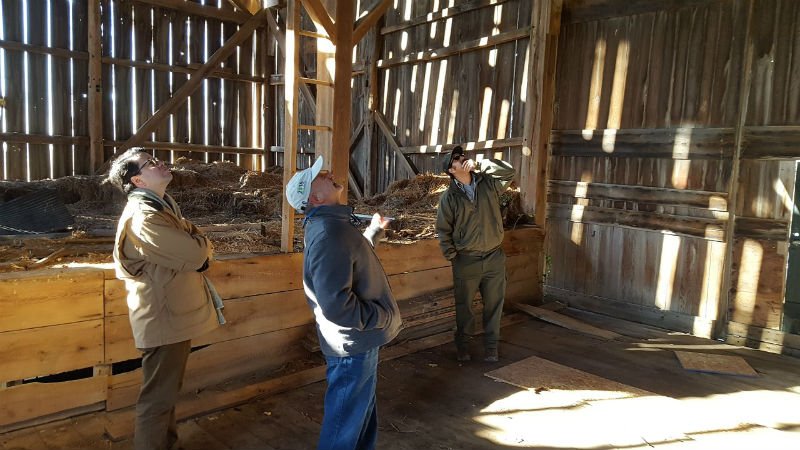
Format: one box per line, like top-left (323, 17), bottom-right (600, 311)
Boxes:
top-left (0, 159), bottom-right (530, 270)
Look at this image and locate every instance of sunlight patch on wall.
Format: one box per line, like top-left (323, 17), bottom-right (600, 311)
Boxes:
top-left (418, 62), bottom-right (432, 132)
top-left (671, 128), bottom-right (693, 189)
top-left (429, 60), bottom-right (448, 145)
top-left (446, 90), bottom-right (458, 143)
top-left (497, 99), bottom-right (509, 139)
top-left (478, 87), bottom-right (493, 141)
top-left (734, 238), bottom-right (763, 325)
top-left (584, 38), bottom-right (606, 132)
top-left (773, 176), bottom-right (795, 216)
top-left (606, 40), bottom-right (629, 129)
top-left (699, 241), bottom-right (724, 322)
top-left (655, 234), bottom-right (681, 311)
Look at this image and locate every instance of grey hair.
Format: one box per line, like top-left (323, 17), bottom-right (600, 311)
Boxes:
top-left (107, 148), bottom-right (146, 194)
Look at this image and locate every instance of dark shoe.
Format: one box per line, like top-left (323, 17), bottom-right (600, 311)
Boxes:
top-left (484, 348), bottom-right (499, 363)
top-left (457, 348), bottom-right (471, 362)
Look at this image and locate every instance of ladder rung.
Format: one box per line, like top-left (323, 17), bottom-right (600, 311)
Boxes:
top-left (297, 124), bottom-right (332, 132)
top-left (298, 77), bottom-right (333, 87)
top-left (298, 30), bottom-right (331, 40)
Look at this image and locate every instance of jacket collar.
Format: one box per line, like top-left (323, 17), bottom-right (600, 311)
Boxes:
top-left (303, 204), bottom-right (355, 226)
top-left (128, 188), bottom-right (177, 215)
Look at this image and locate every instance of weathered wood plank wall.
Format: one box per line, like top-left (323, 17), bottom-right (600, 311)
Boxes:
top-left (363, 0), bottom-right (533, 192)
top-left (546, 0), bottom-right (800, 351)
top-left (0, 0), bottom-right (268, 181)
top-left (0, 227), bottom-right (543, 431)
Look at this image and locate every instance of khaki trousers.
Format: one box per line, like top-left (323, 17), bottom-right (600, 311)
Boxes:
top-left (451, 247), bottom-right (507, 350)
top-left (134, 340), bottom-right (191, 450)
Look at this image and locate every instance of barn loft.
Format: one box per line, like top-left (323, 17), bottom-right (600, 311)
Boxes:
top-left (1, 0), bottom-right (800, 448)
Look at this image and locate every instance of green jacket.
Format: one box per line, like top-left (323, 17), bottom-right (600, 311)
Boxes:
top-left (436, 159), bottom-right (515, 260)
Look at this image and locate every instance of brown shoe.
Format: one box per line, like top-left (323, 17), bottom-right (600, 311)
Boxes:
top-left (484, 348), bottom-right (499, 363)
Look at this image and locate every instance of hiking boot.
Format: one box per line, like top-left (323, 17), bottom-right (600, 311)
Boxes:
top-left (484, 348), bottom-right (499, 363)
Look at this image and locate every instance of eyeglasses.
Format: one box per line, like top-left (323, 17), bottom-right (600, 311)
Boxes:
top-left (449, 153), bottom-right (466, 168)
top-left (131, 156), bottom-right (160, 177)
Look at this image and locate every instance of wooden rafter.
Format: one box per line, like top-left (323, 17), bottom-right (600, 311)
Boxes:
top-left (352, 0), bottom-right (392, 44)
top-left (117, 9), bottom-right (267, 154)
top-left (373, 111), bottom-right (418, 176)
top-left (299, 0), bottom-right (337, 40)
top-left (136, 0), bottom-right (250, 24)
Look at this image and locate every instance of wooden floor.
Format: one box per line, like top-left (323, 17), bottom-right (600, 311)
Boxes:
top-left (3, 309), bottom-right (800, 449)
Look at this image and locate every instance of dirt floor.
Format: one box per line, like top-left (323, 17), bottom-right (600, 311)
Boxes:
top-left (2, 310), bottom-right (799, 449)
top-left (0, 159), bottom-right (529, 271)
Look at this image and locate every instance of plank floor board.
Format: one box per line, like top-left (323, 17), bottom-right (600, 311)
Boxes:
top-left (2, 314), bottom-right (799, 449)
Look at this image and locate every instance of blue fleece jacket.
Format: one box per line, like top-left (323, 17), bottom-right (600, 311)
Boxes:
top-left (302, 205), bottom-right (402, 357)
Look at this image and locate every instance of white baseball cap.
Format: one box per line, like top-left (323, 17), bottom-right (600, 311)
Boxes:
top-left (286, 155), bottom-right (324, 214)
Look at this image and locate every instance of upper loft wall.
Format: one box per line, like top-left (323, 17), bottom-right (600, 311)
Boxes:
top-left (0, 0), bottom-right (268, 182)
top-left (545, 0), bottom-right (800, 345)
top-left (371, 0), bottom-right (534, 191)
top-left (556, 0), bottom-right (746, 130)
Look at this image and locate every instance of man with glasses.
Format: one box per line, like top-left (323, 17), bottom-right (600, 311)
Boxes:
top-left (436, 146), bottom-right (515, 363)
top-left (108, 148), bottom-right (220, 450)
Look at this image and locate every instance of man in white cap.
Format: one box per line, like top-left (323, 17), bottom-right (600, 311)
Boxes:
top-left (286, 156), bottom-right (402, 450)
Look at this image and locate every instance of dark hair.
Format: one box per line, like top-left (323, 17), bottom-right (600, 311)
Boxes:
top-left (107, 148), bottom-right (145, 194)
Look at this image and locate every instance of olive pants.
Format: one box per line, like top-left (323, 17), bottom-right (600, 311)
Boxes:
top-left (134, 340), bottom-right (191, 450)
top-left (451, 247), bottom-right (506, 350)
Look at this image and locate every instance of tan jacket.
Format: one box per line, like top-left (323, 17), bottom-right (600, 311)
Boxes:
top-left (113, 190), bottom-right (218, 349)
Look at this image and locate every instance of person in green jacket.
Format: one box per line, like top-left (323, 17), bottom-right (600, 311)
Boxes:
top-left (436, 146), bottom-right (515, 363)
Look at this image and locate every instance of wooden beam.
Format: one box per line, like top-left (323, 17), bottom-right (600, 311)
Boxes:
top-left (400, 137), bottom-right (523, 154)
top-left (547, 203), bottom-right (727, 241)
top-left (135, 0), bottom-right (250, 24)
top-left (103, 140), bottom-right (265, 156)
top-left (519, 0), bottom-right (561, 227)
top-left (0, 132), bottom-right (88, 146)
top-left (741, 126), bottom-right (800, 159)
top-left (717, 2), bottom-right (755, 340)
top-left (548, 180), bottom-right (729, 211)
top-left (377, 27), bottom-right (530, 68)
top-left (549, 128), bottom-right (736, 159)
top-left (299, 0), bottom-right (337, 41)
top-left (380, 0), bottom-right (509, 35)
top-left (281, 0), bottom-right (300, 253)
top-left (101, 56), bottom-right (265, 83)
top-left (117, 9), bottom-right (266, 154)
top-left (563, 0), bottom-right (716, 24)
top-left (226, 0), bottom-right (261, 15)
top-left (512, 303), bottom-right (622, 340)
top-left (373, 111), bottom-right (418, 176)
top-left (88, 0), bottom-right (103, 173)
top-left (331, 0), bottom-right (355, 195)
top-left (352, 0), bottom-right (392, 44)
top-left (0, 39), bottom-right (86, 60)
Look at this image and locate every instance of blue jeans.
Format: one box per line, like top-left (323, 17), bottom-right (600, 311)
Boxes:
top-left (319, 347), bottom-right (379, 450)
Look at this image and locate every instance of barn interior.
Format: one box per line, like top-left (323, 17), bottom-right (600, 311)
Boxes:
top-left (1, 0), bottom-right (800, 448)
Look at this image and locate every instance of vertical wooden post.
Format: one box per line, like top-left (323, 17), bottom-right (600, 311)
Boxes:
top-left (87, 0), bottom-right (103, 173)
top-left (316, 1), bottom-right (335, 171)
top-left (331, 0), bottom-right (354, 194)
top-left (281, 0), bottom-right (300, 252)
top-left (259, 16), bottom-right (277, 171)
top-left (262, 22), bottom-right (274, 170)
top-left (519, 0), bottom-right (562, 228)
top-left (364, 14), bottom-right (384, 196)
top-left (716, 1), bottom-right (755, 339)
